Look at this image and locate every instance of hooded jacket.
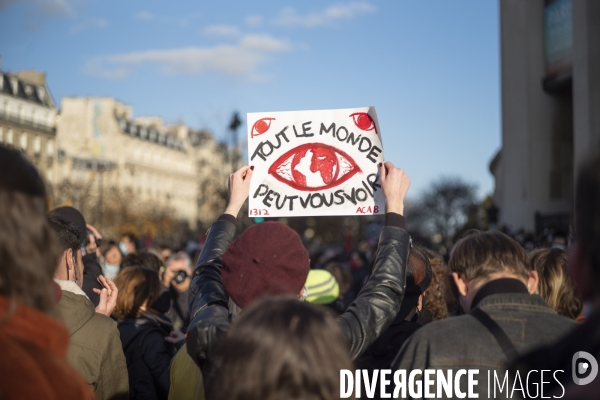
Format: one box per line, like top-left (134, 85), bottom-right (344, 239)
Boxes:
top-left (55, 280), bottom-right (129, 400)
top-left (118, 312), bottom-right (176, 400)
top-left (0, 295), bottom-right (95, 400)
top-left (186, 213), bottom-right (410, 380)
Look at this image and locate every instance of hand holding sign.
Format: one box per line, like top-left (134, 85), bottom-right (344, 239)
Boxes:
top-left (380, 162), bottom-right (410, 215)
top-left (224, 165), bottom-right (254, 218)
top-left (248, 107), bottom-right (385, 217)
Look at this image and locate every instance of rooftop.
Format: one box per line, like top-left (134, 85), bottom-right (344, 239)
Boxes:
top-left (0, 70), bottom-right (56, 108)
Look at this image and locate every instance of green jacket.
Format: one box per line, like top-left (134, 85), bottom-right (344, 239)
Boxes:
top-left (56, 280), bottom-right (129, 400)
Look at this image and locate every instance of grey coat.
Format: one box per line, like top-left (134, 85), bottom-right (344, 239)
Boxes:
top-left (391, 290), bottom-right (577, 399)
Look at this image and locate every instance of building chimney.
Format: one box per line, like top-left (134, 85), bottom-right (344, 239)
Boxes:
top-left (14, 70), bottom-right (46, 86)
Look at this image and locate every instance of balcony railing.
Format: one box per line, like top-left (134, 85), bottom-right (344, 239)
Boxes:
top-left (0, 110), bottom-right (56, 134)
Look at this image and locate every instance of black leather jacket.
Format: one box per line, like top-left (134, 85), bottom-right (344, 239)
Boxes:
top-left (186, 218), bottom-right (410, 376)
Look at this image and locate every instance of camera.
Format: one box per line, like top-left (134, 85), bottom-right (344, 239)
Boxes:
top-left (85, 228), bottom-right (103, 248)
top-left (173, 270), bottom-right (188, 284)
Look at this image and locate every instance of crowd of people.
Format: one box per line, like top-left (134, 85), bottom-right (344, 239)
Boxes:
top-left (1, 142), bottom-right (599, 399)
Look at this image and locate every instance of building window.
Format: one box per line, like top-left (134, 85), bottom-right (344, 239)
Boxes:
top-left (0, 127), bottom-right (3, 143)
top-left (6, 129), bottom-right (13, 145)
top-left (47, 139), bottom-right (54, 158)
top-left (37, 87), bottom-right (46, 102)
top-left (33, 136), bottom-right (41, 154)
top-left (19, 133), bottom-right (27, 150)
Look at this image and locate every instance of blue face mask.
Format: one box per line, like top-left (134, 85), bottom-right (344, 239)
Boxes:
top-left (119, 242), bottom-right (128, 255)
top-left (102, 263), bottom-right (120, 280)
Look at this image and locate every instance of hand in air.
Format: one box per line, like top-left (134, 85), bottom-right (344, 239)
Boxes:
top-left (379, 162), bottom-right (410, 215)
top-left (85, 223), bottom-right (102, 256)
top-left (94, 275), bottom-right (118, 317)
top-left (224, 165), bottom-right (254, 217)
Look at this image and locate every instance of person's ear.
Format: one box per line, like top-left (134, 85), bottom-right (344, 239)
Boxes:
top-left (452, 272), bottom-right (469, 297)
top-left (527, 270), bottom-right (539, 294)
top-left (65, 248), bottom-right (75, 271)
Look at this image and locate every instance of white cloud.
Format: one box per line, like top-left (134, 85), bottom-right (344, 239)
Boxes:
top-left (0, 0), bottom-right (76, 16)
top-left (135, 10), bottom-right (154, 21)
top-left (38, 0), bottom-right (73, 15)
top-left (202, 24), bottom-right (241, 38)
top-left (245, 14), bottom-right (262, 27)
top-left (272, 2), bottom-right (375, 28)
top-left (239, 34), bottom-right (290, 51)
top-left (84, 34), bottom-right (291, 80)
top-left (70, 18), bottom-right (108, 33)
top-left (133, 10), bottom-right (200, 28)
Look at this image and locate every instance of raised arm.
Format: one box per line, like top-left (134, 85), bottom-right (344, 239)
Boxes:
top-left (186, 166), bottom-right (253, 369)
top-left (337, 162), bottom-right (411, 359)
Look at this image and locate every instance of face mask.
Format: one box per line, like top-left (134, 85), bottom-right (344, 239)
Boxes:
top-left (119, 242), bottom-right (128, 255)
top-left (102, 263), bottom-right (120, 280)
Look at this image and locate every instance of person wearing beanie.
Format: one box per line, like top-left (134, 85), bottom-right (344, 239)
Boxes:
top-left (186, 162), bottom-right (412, 384)
top-left (305, 269), bottom-right (340, 305)
top-left (50, 206), bottom-right (105, 306)
top-left (305, 269), bottom-right (343, 317)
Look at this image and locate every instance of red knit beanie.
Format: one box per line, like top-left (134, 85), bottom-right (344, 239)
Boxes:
top-left (221, 222), bottom-right (309, 309)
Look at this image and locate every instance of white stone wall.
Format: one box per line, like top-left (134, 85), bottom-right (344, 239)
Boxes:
top-left (56, 97), bottom-right (216, 228)
top-left (0, 92), bottom-right (58, 184)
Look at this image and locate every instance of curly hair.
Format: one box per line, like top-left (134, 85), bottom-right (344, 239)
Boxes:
top-left (421, 248), bottom-right (449, 321)
top-left (529, 248), bottom-right (583, 319)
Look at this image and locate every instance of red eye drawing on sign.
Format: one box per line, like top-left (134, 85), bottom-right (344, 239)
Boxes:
top-left (268, 143), bottom-right (362, 191)
top-left (349, 112), bottom-right (377, 134)
top-left (251, 117), bottom-right (276, 138)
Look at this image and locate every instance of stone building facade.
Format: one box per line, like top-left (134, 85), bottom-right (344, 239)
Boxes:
top-left (56, 97), bottom-right (229, 229)
top-left (490, 0), bottom-right (600, 233)
top-left (0, 70), bottom-right (58, 183)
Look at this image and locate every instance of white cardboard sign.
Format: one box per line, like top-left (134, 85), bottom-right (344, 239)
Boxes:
top-left (247, 107), bottom-right (385, 217)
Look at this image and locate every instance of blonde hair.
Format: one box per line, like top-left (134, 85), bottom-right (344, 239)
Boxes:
top-left (421, 249), bottom-right (449, 321)
top-left (529, 248), bottom-right (583, 319)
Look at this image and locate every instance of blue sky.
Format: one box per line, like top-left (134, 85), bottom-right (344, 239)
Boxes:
top-left (0, 0), bottom-right (500, 199)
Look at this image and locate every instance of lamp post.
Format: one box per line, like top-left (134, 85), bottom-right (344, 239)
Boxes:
top-left (229, 111), bottom-right (241, 172)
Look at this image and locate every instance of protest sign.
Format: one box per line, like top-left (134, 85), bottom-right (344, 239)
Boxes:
top-left (248, 107), bottom-right (385, 217)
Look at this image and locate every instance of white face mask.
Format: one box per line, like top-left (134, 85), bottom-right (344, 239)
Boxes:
top-left (119, 242), bottom-right (128, 255)
top-left (102, 263), bottom-right (120, 280)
